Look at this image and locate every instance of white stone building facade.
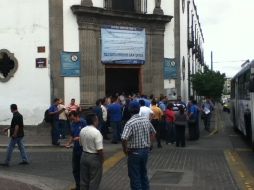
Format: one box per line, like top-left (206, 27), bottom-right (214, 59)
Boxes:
top-left (0, 0), bottom-right (204, 125)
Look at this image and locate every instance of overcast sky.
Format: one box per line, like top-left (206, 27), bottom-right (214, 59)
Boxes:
top-left (195, 0), bottom-right (254, 77)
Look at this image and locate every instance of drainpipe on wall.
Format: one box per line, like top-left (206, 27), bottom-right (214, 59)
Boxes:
top-left (174, 0), bottom-right (181, 97)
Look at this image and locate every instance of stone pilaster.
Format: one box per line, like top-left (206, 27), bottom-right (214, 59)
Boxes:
top-left (143, 26), bottom-right (165, 97)
top-left (143, 30), bottom-right (152, 96)
top-left (134, 0), bottom-right (142, 13)
top-left (79, 23), bottom-right (99, 107)
top-left (49, 0), bottom-right (64, 102)
top-left (150, 27), bottom-right (165, 97)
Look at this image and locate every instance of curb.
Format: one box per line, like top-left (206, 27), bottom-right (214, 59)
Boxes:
top-left (0, 144), bottom-right (70, 149)
top-left (224, 150), bottom-right (254, 190)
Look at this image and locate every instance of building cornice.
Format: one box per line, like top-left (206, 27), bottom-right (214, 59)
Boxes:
top-left (71, 5), bottom-right (173, 24)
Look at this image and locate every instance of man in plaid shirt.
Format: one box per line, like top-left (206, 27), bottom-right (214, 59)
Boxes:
top-left (121, 101), bottom-right (156, 190)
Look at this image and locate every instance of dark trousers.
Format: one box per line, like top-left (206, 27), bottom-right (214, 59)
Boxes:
top-left (128, 148), bottom-right (149, 190)
top-left (51, 120), bottom-right (59, 144)
top-left (188, 121), bottom-right (197, 140)
top-left (175, 125), bottom-right (186, 147)
top-left (151, 119), bottom-right (161, 147)
top-left (110, 121), bottom-right (122, 143)
top-left (196, 118), bottom-right (200, 139)
top-left (73, 149), bottom-right (82, 190)
top-left (203, 113), bottom-right (211, 131)
top-left (165, 122), bottom-right (175, 143)
top-left (58, 119), bottom-right (67, 139)
top-left (100, 121), bottom-right (108, 138)
top-left (80, 152), bottom-right (102, 190)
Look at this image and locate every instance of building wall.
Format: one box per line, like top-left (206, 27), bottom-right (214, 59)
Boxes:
top-left (0, 0), bottom-right (50, 125)
top-left (180, 0), bottom-right (189, 102)
top-left (63, 0), bottom-right (81, 105)
top-left (162, 0), bottom-right (176, 97)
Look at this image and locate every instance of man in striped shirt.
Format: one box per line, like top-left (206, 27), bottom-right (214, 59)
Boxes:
top-left (121, 101), bottom-right (156, 190)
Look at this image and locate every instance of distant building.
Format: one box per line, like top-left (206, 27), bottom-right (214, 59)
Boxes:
top-left (223, 78), bottom-right (231, 95)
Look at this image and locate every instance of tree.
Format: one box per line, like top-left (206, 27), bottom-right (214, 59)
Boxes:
top-left (190, 66), bottom-right (226, 100)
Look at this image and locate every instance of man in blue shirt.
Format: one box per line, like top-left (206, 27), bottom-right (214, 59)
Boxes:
top-left (202, 97), bottom-right (214, 132)
top-left (107, 96), bottom-right (122, 144)
top-left (48, 98), bottom-right (65, 145)
top-left (188, 100), bottom-right (199, 140)
top-left (65, 111), bottom-right (87, 190)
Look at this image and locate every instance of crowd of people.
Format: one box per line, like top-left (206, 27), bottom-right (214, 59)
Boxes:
top-left (0, 94), bottom-right (215, 190)
top-left (43, 94), bottom-right (214, 189)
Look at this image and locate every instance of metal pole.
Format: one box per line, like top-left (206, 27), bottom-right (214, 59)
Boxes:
top-left (211, 51), bottom-right (213, 71)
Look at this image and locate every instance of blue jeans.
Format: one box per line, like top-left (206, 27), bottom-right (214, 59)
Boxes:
top-left (5, 137), bottom-right (28, 164)
top-left (128, 148), bottom-right (149, 190)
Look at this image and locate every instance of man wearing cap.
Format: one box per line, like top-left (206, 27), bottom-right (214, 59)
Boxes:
top-left (121, 101), bottom-right (156, 190)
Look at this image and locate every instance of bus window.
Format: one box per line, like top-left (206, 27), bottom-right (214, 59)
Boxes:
top-left (249, 77), bottom-right (254, 92)
top-left (238, 70), bottom-right (251, 100)
top-left (231, 79), bottom-right (235, 98)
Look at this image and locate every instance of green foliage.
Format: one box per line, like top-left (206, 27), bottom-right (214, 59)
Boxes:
top-left (190, 66), bottom-right (226, 100)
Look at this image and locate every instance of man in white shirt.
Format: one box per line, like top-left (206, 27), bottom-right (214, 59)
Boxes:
top-left (139, 99), bottom-right (154, 120)
top-left (100, 98), bottom-right (109, 139)
top-left (79, 113), bottom-right (104, 190)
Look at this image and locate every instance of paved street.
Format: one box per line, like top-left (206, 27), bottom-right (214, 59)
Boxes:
top-left (0, 105), bottom-right (254, 190)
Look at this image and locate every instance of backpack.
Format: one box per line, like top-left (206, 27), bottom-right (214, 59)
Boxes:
top-left (44, 109), bottom-right (53, 123)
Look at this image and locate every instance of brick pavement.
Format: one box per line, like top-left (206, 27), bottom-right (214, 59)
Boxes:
top-left (0, 177), bottom-right (42, 190)
top-left (0, 105), bottom-right (251, 190)
top-left (100, 105), bottom-right (240, 190)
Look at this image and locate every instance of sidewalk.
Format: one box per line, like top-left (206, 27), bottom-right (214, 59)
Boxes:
top-left (100, 105), bottom-right (240, 190)
top-left (0, 105), bottom-right (250, 190)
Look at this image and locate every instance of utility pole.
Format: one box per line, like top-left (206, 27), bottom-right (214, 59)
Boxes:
top-left (211, 51), bottom-right (213, 71)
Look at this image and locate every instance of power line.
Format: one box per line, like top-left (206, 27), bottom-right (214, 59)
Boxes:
top-left (213, 59), bottom-right (248, 63)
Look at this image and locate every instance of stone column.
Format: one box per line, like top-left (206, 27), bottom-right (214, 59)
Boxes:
top-left (143, 30), bottom-right (152, 96)
top-left (134, 0), bottom-right (142, 13)
top-left (153, 0), bottom-right (164, 15)
top-left (79, 22), bottom-right (100, 107)
top-left (143, 26), bottom-right (165, 97)
top-left (81, 0), bottom-right (93, 7)
top-left (49, 0), bottom-right (64, 102)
